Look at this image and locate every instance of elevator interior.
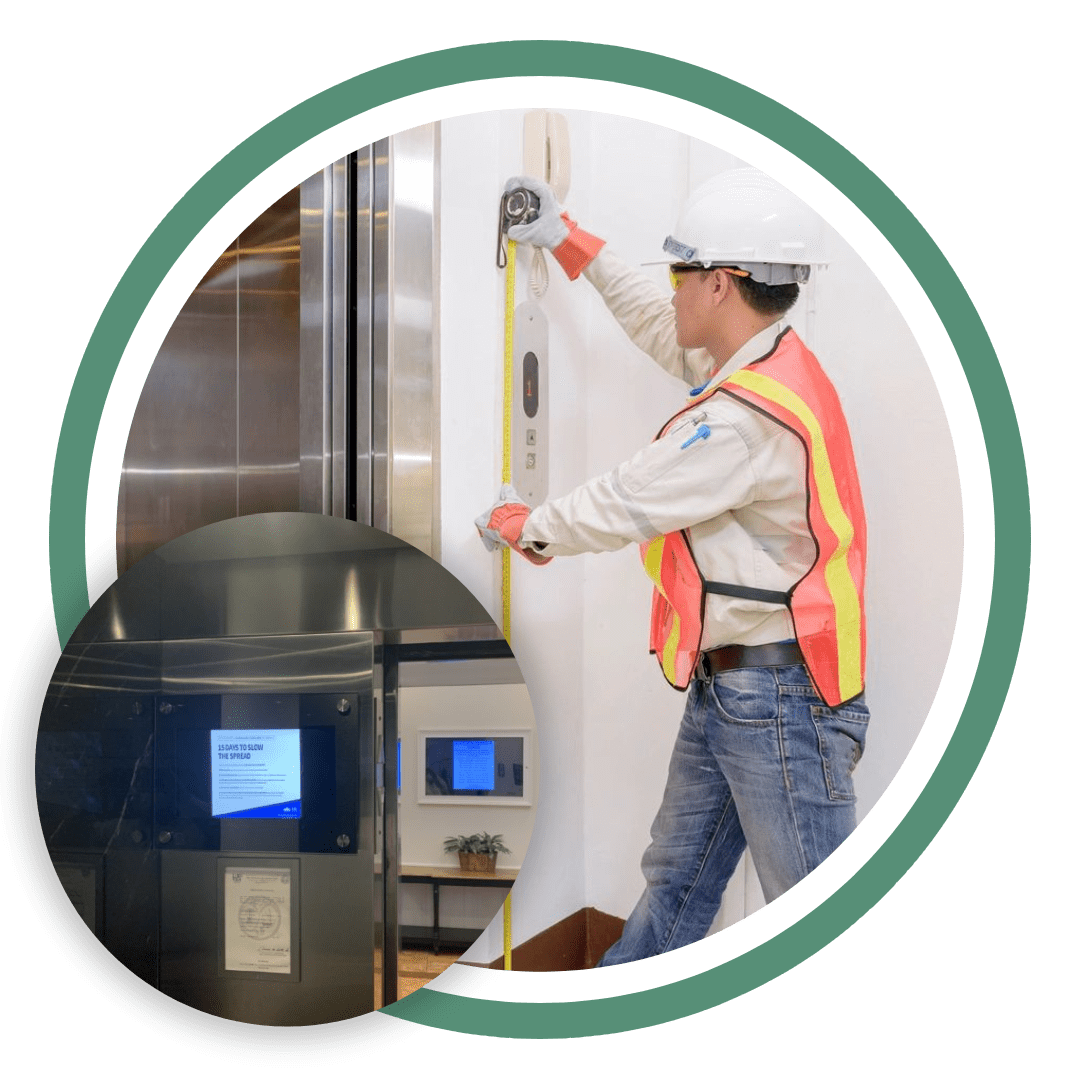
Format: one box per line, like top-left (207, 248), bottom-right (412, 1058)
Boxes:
top-left (37, 514), bottom-right (513, 1024)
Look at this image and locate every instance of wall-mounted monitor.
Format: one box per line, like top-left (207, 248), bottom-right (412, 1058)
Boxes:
top-left (211, 728), bottom-right (301, 819)
top-left (417, 729), bottom-right (532, 806)
top-left (155, 693), bottom-right (358, 853)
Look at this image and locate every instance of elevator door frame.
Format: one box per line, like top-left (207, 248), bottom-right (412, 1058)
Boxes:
top-left (299, 126), bottom-right (440, 556)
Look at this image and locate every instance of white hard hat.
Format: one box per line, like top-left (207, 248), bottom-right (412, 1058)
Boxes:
top-left (661, 168), bottom-right (828, 286)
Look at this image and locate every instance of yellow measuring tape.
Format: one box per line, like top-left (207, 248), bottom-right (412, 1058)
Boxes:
top-left (501, 238), bottom-right (517, 647)
top-left (503, 890), bottom-right (512, 971)
top-left (501, 237), bottom-right (516, 971)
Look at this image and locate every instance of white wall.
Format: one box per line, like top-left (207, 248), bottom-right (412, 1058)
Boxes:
top-left (397, 675), bottom-right (536, 935)
top-left (439, 111), bottom-right (588, 960)
top-left (436, 110), bottom-right (962, 960)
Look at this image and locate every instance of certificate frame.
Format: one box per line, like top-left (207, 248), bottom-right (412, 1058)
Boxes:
top-left (217, 856), bottom-right (301, 982)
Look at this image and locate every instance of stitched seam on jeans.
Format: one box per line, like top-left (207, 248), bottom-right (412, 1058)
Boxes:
top-left (777, 704), bottom-right (811, 879)
top-left (811, 715), bottom-right (858, 802)
top-left (707, 671), bottom-right (780, 725)
top-left (658, 791), bottom-right (739, 953)
top-left (811, 703), bottom-right (869, 723)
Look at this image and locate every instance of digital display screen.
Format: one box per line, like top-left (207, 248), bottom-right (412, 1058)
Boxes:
top-left (424, 735), bottom-right (525, 799)
top-left (211, 729), bottom-right (301, 819)
top-left (452, 739), bottom-right (495, 790)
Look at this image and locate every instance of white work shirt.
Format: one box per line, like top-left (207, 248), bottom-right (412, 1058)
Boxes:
top-left (520, 250), bottom-right (815, 650)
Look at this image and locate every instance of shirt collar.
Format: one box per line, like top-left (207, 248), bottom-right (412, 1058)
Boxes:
top-left (687, 319), bottom-right (788, 401)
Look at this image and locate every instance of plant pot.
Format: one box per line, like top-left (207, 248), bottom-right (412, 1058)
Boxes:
top-left (458, 852), bottom-right (497, 873)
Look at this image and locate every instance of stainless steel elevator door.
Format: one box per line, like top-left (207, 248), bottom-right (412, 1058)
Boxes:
top-left (117, 128), bottom-right (440, 574)
top-left (117, 189), bottom-right (301, 572)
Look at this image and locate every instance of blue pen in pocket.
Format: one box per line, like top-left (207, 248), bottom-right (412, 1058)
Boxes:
top-left (680, 424), bottom-right (712, 450)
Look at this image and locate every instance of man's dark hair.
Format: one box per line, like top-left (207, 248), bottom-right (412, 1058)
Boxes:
top-left (733, 274), bottom-right (800, 317)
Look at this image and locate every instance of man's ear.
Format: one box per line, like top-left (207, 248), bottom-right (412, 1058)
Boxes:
top-left (709, 268), bottom-right (733, 306)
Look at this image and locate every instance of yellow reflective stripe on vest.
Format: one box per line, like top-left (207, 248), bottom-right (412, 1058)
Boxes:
top-left (643, 534), bottom-right (681, 683)
top-left (725, 368), bottom-right (863, 701)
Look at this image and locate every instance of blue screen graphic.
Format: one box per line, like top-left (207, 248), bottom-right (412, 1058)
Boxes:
top-left (211, 729), bottom-right (301, 819)
top-left (452, 739), bottom-right (495, 791)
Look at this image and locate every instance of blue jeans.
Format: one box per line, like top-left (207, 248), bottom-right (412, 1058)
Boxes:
top-left (597, 664), bottom-right (869, 966)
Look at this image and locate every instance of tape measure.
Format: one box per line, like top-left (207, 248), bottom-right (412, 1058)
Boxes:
top-left (501, 238), bottom-right (516, 970)
top-left (501, 238), bottom-right (517, 646)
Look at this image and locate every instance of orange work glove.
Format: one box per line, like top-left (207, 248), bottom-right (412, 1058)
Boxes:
top-left (475, 485), bottom-right (553, 566)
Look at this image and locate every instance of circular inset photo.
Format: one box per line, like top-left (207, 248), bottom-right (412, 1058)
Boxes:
top-left (37, 513), bottom-right (538, 1025)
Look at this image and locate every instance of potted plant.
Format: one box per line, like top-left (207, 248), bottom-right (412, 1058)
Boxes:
top-left (443, 832), bottom-right (510, 873)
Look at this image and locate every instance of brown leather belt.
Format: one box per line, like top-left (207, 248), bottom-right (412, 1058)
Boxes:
top-left (695, 641), bottom-right (804, 681)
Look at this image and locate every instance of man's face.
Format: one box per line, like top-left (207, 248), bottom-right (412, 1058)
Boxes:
top-left (670, 267), bottom-right (713, 350)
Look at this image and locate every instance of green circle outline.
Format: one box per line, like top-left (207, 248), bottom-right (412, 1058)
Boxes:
top-left (48, 41), bottom-right (1029, 1038)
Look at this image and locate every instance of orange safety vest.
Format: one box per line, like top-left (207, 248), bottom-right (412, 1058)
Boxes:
top-left (640, 327), bottom-right (867, 707)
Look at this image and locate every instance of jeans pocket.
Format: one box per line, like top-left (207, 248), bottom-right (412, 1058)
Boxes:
top-left (811, 700), bottom-right (870, 801)
top-left (708, 667), bottom-right (780, 724)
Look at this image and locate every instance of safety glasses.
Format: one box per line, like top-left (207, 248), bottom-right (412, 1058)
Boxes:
top-left (668, 264), bottom-right (750, 290)
top-left (668, 264), bottom-right (703, 290)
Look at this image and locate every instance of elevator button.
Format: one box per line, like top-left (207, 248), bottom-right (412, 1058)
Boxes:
top-left (526, 429), bottom-right (536, 446)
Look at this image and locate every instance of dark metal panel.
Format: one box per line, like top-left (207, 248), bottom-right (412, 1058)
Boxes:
top-left (37, 686), bottom-right (159, 985)
top-left (238, 188), bottom-right (301, 516)
top-left (104, 847), bottom-right (162, 985)
top-left (381, 651), bottom-right (399, 1006)
top-left (156, 657), bottom-right (375, 1024)
top-left (159, 850), bottom-right (374, 1026)
top-left (117, 244), bottom-right (239, 573)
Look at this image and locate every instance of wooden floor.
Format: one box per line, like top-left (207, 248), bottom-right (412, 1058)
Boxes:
top-left (374, 947), bottom-right (465, 1008)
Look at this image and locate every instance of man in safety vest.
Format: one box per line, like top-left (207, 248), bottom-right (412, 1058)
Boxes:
top-left (477, 168), bottom-right (870, 965)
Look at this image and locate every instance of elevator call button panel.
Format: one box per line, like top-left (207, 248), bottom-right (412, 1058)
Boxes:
top-left (512, 302), bottom-right (549, 504)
